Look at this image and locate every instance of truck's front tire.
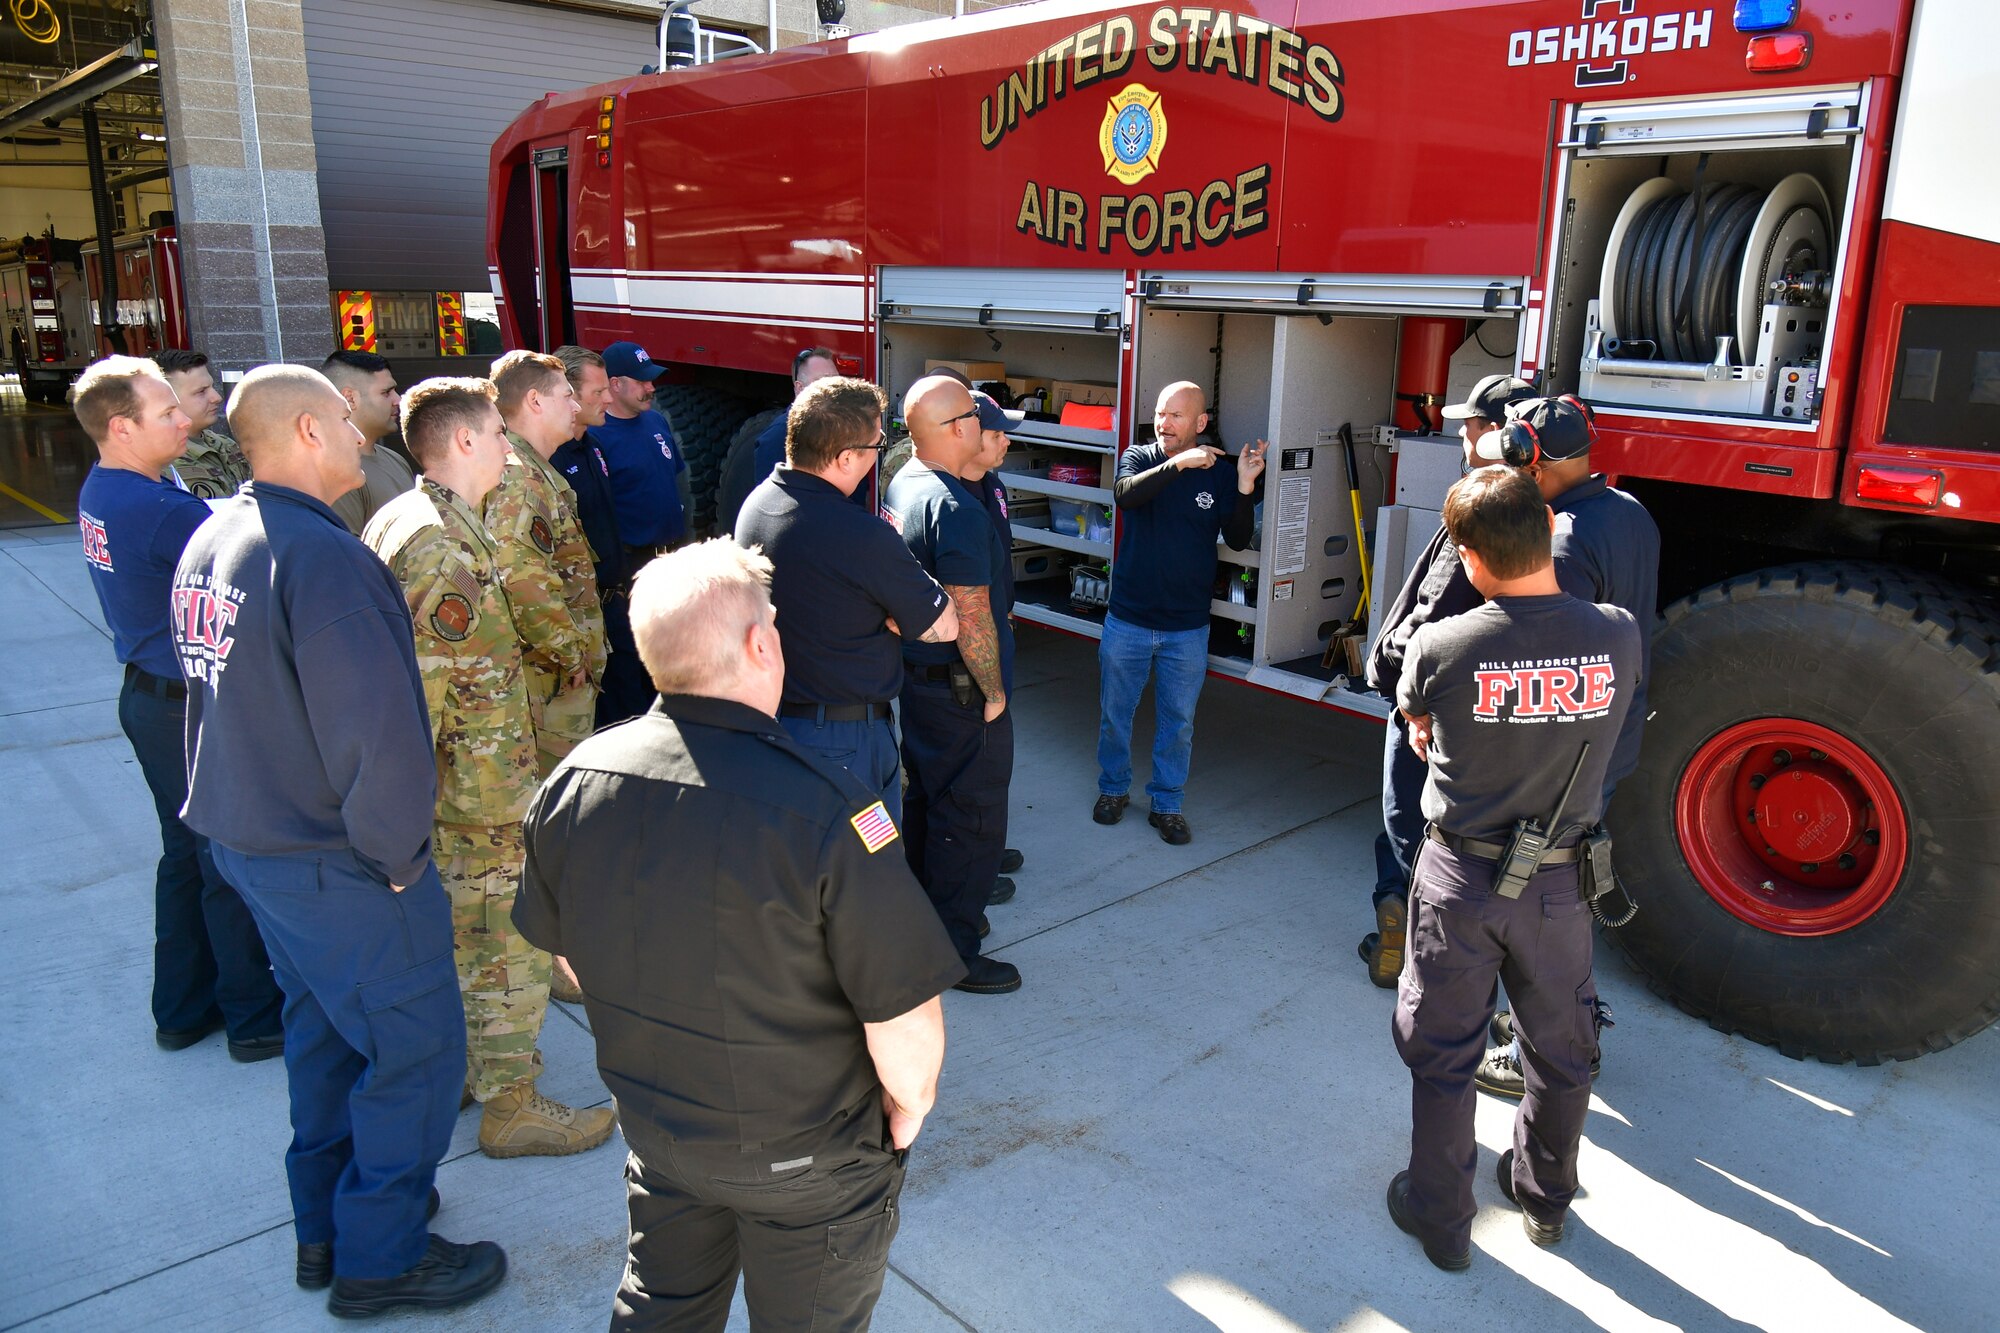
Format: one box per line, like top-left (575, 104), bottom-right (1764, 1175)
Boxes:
top-left (654, 385), bottom-right (752, 538)
top-left (1611, 563), bottom-right (2000, 1063)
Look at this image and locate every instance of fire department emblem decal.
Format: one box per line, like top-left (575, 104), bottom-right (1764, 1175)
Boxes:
top-left (1100, 84), bottom-right (1166, 186)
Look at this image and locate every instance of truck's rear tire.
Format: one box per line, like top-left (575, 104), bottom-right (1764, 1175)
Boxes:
top-left (714, 407), bottom-right (784, 539)
top-left (1611, 562), bottom-right (2000, 1063)
top-left (653, 385), bottom-right (752, 537)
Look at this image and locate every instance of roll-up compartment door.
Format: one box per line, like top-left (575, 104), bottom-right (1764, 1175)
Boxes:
top-left (1565, 87), bottom-right (1863, 156)
top-left (878, 267), bottom-right (1127, 333)
top-left (1138, 271), bottom-right (1523, 318)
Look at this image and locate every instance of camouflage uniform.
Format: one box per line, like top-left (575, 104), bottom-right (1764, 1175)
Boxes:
top-left (363, 479), bottom-right (549, 1103)
top-left (484, 432), bottom-right (605, 774)
top-left (173, 428), bottom-right (251, 499)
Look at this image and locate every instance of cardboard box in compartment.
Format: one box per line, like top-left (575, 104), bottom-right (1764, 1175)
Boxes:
top-left (925, 359), bottom-right (1006, 383)
top-left (1050, 379), bottom-right (1116, 412)
top-left (1002, 376), bottom-right (1052, 407)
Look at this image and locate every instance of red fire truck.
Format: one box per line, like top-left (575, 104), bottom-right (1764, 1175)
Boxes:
top-left (489, 0), bottom-right (2000, 1063)
top-left (0, 236), bottom-right (92, 404)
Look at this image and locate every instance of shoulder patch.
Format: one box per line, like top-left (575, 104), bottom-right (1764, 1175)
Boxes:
top-left (431, 592), bottom-right (475, 642)
top-left (849, 800), bottom-right (899, 854)
top-left (528, 514), bottom-right (556, 555)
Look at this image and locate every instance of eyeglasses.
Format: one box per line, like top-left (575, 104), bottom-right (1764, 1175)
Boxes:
top-left (846, 432), bottom-right (889, 452)
top-left (940, 407), bottom-right (981, 429)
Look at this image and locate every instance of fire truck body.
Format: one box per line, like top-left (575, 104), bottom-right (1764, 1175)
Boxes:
top-left (79, 227), bottom-right (189, 363)
top-left (490, 0), bottom-right (2000, 1062)
top-left (0, 238), bottom-right (94, 405)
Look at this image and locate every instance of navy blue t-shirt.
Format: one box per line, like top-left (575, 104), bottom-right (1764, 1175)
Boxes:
top-left (972, 470), bottom-right (1015, 619)
top-left (1109, 443), bottom-right (1251, 631)
top-left (736, 466), bottom-right (950, 705)
top-left (591, 408), bottom-right (687, 547)
top-left (1550, 475), bottom-right (1660, 786)
top-left (884, 459), bottom-right (1013, 683)
top-left (552, 436), bottom-right (624, 591)
top-left (77, 464), bottom-right (213, 679)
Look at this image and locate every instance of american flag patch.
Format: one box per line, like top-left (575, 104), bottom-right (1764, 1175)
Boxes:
top-left (849, 801), bottom-right (899, 854)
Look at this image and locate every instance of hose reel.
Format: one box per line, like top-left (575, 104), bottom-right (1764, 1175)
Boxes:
top-left (1596, 172), bottom-right (1831, 368)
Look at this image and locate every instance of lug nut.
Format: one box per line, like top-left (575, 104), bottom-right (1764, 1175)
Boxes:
top-left (1748, 773), bottom-right (1766, 790)
top-left (1838, 854), bottom-right (1857, 870)
top-left (1863, 829), bottom-right (1880, 845)
top-left (1772, 749), bottom-right (1792, 766)
top-left (1800, 862), bottom-right (1820, 874)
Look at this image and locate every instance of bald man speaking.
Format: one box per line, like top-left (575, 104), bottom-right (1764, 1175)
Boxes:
top-left (172, 365), bottom-right (505, 1317)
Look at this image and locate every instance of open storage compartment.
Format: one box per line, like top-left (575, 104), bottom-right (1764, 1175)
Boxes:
top-left (1546, 86), bottom-right (1866, 425)
top-left (878, 266), bottom-right (1126, 636)
top-left (1137, 273), bottom-right (1524, 710)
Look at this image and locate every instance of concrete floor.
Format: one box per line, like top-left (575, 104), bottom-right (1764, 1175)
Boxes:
top-left (0, 397), bottom-right (94, 527)
top-left (2, 522), bottom-right (1995, 1332)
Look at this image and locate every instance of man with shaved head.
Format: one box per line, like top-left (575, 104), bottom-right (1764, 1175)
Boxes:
top-left (1094, 381), bottom-right (1264, 845)
top-left (171, 363), bottom-right (506, 1316)
top-left (881, 374), bottom-right (1021, 995)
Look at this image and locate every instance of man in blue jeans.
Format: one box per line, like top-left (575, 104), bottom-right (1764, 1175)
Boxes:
top-left (1094, 382), bottom-right (1266, 844)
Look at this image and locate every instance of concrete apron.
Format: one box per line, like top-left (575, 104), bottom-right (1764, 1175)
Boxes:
top-left (1, 541), bottom-right (1993, 1332)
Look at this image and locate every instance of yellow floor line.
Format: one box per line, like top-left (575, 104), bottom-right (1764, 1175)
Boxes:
top-left (0, 480), bottom-right (71, 524)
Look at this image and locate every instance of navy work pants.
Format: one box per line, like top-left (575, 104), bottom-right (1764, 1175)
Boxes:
top-left (117, 669), bottom-right (282, 1039)
top-left (1392, 839), bottom-right (1598, 1255)
top-left (779, 712), bottom-right (902, 826)
top-left (899, 671), bottom-right (1012, 959)
top-left (613, 1093), bottom-right (906, 1332)
top-left (597, 596), bottom-right (657, 729)
top-left (1373, 711), bottom-right (1428, 908)
top-left (214, 844), bottom-right (465, 1280)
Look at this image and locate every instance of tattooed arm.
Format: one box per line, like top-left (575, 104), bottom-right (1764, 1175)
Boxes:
top-left (943, 583), bottom-right (1006, 720)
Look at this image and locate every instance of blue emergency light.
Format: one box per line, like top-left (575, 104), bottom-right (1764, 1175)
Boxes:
top-left (1734, 0), bottom-right (1800, 32)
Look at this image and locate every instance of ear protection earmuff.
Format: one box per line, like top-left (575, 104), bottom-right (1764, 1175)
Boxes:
top-left (1494, 413), bottom-right (1542, 468)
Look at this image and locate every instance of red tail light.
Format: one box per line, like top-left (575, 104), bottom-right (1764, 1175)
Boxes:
top-left (1854, 465), bottom-right (1940, 509)
top-left (1746, 32), bottom-right (1811, 72)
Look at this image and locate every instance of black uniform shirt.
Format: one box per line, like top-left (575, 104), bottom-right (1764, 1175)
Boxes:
top-left (736, 466), bottom-right (951, 706)
top-left (514, 695), bottom-right (966, 1149)
top-left (1549, 476), bottom-right (1660, 786)
top-left (972, 469), bottom-right (1015, 617)
top-left (1398, 593), bottom-right (1642, 843)
top-left (551, 436), bottom-right (625, 592)
top-left (1368, 522), bottom-right (1483, 696)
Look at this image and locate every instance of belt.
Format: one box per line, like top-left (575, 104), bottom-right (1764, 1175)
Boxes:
top-left (125, 663), bottom-right (188, 702)
top-left (909, 664), bottom-right (955, 683)
top-left (778, 701), bottom-right (892, 722)
top-left (1427, 824), bottom-right (1580, 865)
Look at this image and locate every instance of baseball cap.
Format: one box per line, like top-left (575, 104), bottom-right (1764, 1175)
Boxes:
top-left (1440, 373), bottom-right (1536, 423)
top-left (972, 391), bottom-right (1024, 433)
top-left (602, 341), bottom-right (666, 381)
top-left (1474, 396), bottom-right (1593, 463)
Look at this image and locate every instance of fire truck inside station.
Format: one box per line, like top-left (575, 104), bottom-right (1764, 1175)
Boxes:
top-left (488, 0), bottom-right (1998, 1066)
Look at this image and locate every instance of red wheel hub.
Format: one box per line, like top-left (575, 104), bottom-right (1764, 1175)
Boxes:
top-left (1674, 718), bottom-right (1907, 936)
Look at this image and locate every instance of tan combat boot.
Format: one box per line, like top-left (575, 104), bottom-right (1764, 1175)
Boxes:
top-left (478, 1085), bottom-right (617, 1159)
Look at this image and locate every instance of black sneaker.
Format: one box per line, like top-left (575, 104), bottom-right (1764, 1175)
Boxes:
top-left (1092, 794), bottom-right (1129, 825)
top-left (1148, 811), bottom-right (1192, 845)
top-left (987, 876), bottom-right (1016, 906)
top-left (228, 1032), bottom-right (286, 1063)
top-left (300, 1189), bottom-right (441, 1289)
top-left (1497, 1149), bottom-right (1565, 1246)
top-left (952, 955), bottom-right (1022, 994)
top-left (155, 1014), bottom-right (223, 1051)
top-left (1000, 848), bottom-right (1024, 874)
top-left (1478, 1004), bottom-right (1609, 1097)
top-left (1490, 1010), bottom-right (1515, 1047)
top-left (1386, 1171), bottom-right (1469, 1272)
top-left (326, 1235), bottom-right (505, 1318)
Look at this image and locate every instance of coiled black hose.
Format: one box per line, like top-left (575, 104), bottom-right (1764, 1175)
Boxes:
top-left (1611, 181), bottom-right (1769, 364)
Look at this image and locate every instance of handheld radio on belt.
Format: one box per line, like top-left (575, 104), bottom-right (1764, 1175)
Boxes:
top-left (1494, 743), bottom-right (1590, 900)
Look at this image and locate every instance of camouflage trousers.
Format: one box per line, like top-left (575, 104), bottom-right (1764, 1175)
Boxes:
top-left (435, 822), bottom-right (550, 1102)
